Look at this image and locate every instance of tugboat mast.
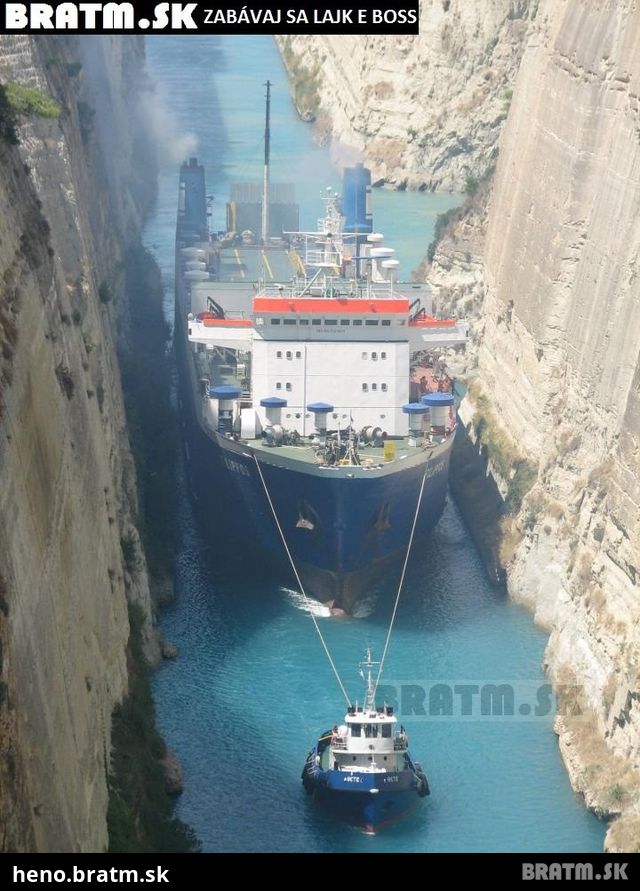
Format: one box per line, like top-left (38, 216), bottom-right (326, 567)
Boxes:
top-left (261, 79), bottom-right (271, 243)
top-left (360, 648), bottom-right (380, 712)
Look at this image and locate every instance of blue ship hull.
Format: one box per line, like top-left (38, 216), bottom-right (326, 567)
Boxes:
top-left (301, 745), bottom-right (429, 832)
top-left (177, 357), bottom-right (451, 610)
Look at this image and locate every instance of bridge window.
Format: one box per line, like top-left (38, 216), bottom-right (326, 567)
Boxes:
top-left (352, 319), bottom-right (363, 326)
top-left (276, 351), bottom-right (282, 358)
top-left (283, 318), bottom-right (297, 326)
top-left (381, 352), bottom-right (387, 359)
top-left (324, 319), bottom-right (338, 326)
top-left (311, 318), bottom-right (321, 326)
top-left (372, 383), bottom-right (377, 391)
top-left (351, 725), bottom-right (361, 737)
top-left (381, 383), bottom-right (388, 392)
top-left (340, 319), bottom-right (350, 326)
top-left (381, 319), bottom-right (391, 327)
top-left (276, 382), bottom-right (282, 390)
top-left (365, 319), bottom-right (379, 326)
top-left (371, 352), bottom-right (377, 360)
top-left (299, 318), bottom-right (309, 326)
top-left (295, 351), bottom-right (301, 358)
top-left (285, 382), bottom-right (292, 391)
top-left (381, 724), bottom-right (392, 738)
top-left (286, 351), bottom-right (292, 359)
top-left (362, 352), bottom-right (368, 360)
top-left (362, 383), bottom-right (368, 392)
top-left (271, 318), bottom-right (281, 325)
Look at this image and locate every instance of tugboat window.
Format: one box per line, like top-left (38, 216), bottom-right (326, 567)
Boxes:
top-left (381, 724), bottom-right (392, 738)
top-left (351, 725), bottom-right (361, 737)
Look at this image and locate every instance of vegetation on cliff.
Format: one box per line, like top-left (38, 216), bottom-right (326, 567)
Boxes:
top-left (279, 36), bottom-right (322, 119)
top-left (3, 82), bottom-right (61, 120)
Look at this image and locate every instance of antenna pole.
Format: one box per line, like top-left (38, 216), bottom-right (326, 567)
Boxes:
top-left (262, 79), bottom-right (271, 243)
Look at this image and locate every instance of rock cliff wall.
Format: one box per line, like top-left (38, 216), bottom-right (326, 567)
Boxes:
top-left (277, 1), bottom-right (534, 189)
top-left (0, 36), bottom-right (158, 852)
top-left (429, 1), bottom-right (640, 849)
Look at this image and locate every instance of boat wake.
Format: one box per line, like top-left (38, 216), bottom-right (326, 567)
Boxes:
top-left (280, 586), bottom-right (377, 619)
top-left (280, 587), bottom-right (333, 618)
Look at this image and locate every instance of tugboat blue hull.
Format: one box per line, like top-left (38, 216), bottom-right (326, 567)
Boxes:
top-left (302, 749), bottom-right (429, 832)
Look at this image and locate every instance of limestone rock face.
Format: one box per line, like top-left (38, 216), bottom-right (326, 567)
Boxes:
top-left (427, 1), bottom-right (640, 847)
top-left (277, 2), bottom-right (534, 189)
top-left (0, 36), bottom-right (157, 852)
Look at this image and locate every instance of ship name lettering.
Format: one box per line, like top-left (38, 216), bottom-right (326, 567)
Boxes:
top-left (343, 775), bottom-right (361, 783)
top-left (222, 456), bottom-right (250, 477)
top-left (384, 776), bottom-right (399, 783)
top-left (425, 460), bottom-right (445, 480)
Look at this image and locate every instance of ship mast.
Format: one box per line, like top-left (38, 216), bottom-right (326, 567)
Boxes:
top-left (261, 79), bottom-right (271, 243)
top-left (360, 648), bottom-right (380, 712)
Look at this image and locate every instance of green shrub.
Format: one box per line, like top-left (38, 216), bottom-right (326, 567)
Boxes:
top-left (465, 174), bottom-right (479, 196)
top-left (426, 205), bottom-right (461, 262)
top-left (3, 83), bottom-right (60, 119)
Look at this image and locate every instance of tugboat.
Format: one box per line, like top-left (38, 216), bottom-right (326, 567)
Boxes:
top-left (302, 650), bottom-right (429, 832)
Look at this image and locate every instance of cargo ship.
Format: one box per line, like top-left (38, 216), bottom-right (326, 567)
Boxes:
top-left (175, 87), bottom-right (468, 613)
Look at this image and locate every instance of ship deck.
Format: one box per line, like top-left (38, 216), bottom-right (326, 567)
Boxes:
top-left (216, 244), bottom-right (300, 283)
top-left (247, 436), bottom-right (436, 467)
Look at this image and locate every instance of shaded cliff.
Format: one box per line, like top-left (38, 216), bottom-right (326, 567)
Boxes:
top-left (0, 36), bottom-right (177, 852)
top-left (277, 1), bottom-right (534, 189)
top-left (428, 1), bottom-right (640, 850)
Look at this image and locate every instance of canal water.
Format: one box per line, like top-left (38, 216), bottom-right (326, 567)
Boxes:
top-left (143, 35), bottom-right (605, 853)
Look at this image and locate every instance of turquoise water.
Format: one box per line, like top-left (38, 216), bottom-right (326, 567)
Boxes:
top-left (143, 35), bottom-right (605, 853)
